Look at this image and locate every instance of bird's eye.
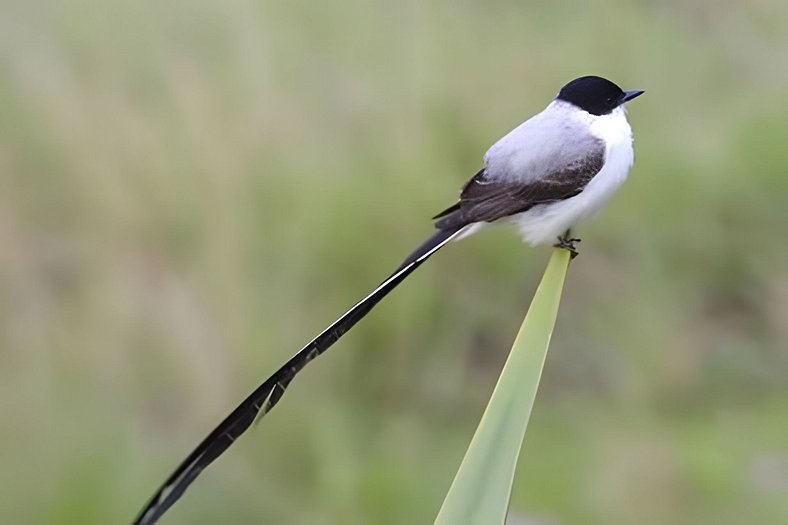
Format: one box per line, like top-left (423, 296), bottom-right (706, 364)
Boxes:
top-left (606, 97), bottom-right (614, 104)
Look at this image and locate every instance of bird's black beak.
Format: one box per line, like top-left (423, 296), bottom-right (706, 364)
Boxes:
top-left (622, 89), bottom-right (645, 103)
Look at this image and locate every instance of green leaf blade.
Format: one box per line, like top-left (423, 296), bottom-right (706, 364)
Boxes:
top-left (435, 248), bottom-right (571, 525)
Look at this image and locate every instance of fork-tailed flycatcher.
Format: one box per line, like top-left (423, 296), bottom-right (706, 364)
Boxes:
top-left (134, 75), bottom-right (643, 524)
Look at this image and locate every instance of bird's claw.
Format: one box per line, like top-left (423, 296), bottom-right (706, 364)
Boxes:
top-left (554, 233), bottom-right (581, 259)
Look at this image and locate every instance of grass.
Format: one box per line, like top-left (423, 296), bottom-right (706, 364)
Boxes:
top-left (1, 1), bottom-right (787, 524)
top-left (437, 249), bottom-right (570, 524)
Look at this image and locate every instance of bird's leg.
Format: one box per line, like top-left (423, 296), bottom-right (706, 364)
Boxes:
top-left (554, 230), bottom-right (581, 259)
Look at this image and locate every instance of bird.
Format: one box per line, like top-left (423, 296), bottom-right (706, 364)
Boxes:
top-left (133, 75), bottom-right (644, 524)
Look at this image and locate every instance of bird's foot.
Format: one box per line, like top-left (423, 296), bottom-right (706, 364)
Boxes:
top-left (554, 232), bottom-right (581, 259)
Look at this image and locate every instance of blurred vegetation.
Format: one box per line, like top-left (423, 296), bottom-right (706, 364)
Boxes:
top-left (1, 0), bottom-right (787, 523)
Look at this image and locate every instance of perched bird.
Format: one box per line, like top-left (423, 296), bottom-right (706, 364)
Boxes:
top-left (134, 75), bottom-right (643, 524)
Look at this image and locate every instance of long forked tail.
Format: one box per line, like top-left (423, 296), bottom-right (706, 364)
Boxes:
top-left (133, 226), bottom-right (464, 525)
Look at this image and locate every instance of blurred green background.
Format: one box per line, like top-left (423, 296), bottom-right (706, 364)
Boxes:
top-left (2, 0), bottom-right (787, 523)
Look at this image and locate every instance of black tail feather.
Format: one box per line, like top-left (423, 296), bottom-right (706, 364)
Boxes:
top-left (133, 226), bottom-right (463, 525)
top-left (394, 228), bottom-right (463, 272)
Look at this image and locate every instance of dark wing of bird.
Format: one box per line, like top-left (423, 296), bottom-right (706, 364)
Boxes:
top-left (434, 146), bottom-right (606, 231)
